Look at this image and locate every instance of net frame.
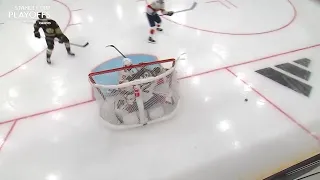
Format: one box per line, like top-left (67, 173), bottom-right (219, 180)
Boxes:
top-left (88, 58), bottom-right (180, 129)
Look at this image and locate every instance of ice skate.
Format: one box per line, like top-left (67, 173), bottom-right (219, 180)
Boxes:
top-left (156, 27), bottom-right (163, 32)
top-left (68, 51), bottom-right (75, 56)
top-left (46, 58), bottom-right (51, 64)
top-left (148, 36), bottom-right (156, 43)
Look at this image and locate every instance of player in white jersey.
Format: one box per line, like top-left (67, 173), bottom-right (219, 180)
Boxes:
top-left (146, 0), bottom-right (174, 43)
top-left (119, 58), bottom-right (136, 84)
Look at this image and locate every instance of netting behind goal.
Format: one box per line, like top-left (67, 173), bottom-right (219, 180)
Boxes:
top-left (88, 58), bottom-right (180, 128)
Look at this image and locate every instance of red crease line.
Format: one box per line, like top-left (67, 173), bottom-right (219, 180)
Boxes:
top-left (1, 43), bottom-right (320, 126)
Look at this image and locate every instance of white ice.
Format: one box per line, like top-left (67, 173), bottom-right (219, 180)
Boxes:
top-left (0, 0), bottom-right (319, 179)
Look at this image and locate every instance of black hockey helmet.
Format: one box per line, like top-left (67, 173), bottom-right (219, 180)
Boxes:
top-left (38, 12), bottom-right (47, 19)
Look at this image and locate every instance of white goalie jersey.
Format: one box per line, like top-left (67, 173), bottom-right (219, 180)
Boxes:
top-left (116, 59), bottom-right (171, 113)
top-left (90, 57), bottom-right (179, 127)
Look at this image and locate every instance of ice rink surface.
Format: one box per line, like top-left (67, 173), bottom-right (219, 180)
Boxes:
top-left (0, 0), bottom-right (320, 179)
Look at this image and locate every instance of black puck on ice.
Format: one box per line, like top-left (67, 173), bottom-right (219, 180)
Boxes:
top-left (245, 98), bottom-right (248, 102)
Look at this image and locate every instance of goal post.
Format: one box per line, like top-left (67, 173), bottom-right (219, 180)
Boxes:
top-left (88, 58), bottom-right (180, 128)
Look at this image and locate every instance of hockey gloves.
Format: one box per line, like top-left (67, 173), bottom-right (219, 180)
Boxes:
top-left (34, 31), bottom-right (41, 38)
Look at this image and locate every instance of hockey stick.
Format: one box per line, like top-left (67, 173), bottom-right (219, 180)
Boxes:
top-left (106, 44), bottom-right (127, 58)
top-left (160, 2), bottom-right (197, 16)
top-left (106, 44), bottom-right (145, 80)
top-left (39, 36), bottom-right (89, 48)
top-left (70, 42), bottom-right (89, 47)
top-left (176, 52), bottom-right (186, 62)
top-left (54, 39), bottom-right (89, 48)
top-left (174, 2), bottom-right (197, 14)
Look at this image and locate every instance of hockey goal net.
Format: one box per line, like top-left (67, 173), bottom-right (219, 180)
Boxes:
top-left (88, 58), bottom-right (180, 128)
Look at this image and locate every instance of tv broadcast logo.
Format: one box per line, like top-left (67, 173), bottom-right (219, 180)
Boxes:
top-left (8, 5), bottom-right (51, 21)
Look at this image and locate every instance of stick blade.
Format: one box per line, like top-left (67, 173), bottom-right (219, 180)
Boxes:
top-left (190, 2), bottom-right (197, 10)
top-left (83, 42), bottom-right (89, 47)
top-left (174, 1), bottom-right (197, 14)
top-left (68, 37), bottom-right (90, 48)
top-left (70, 42), bottom-right (89, 48)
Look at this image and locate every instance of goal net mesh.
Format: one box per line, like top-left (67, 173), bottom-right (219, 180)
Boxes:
top-left (88, 58), bottom-right (180, 128)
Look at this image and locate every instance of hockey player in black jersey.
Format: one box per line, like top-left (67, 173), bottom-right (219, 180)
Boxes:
top-left (33, 12), bottom-right (75, 64)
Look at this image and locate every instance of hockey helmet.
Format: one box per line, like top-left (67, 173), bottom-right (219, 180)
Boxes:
top-left (123, 58), bottom-right (132, 66)
top-left (38, 12), bottom-right (47, 19)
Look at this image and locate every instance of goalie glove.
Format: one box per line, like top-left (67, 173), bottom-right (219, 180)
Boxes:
top-left (165, 11), bottom-right (174, 16)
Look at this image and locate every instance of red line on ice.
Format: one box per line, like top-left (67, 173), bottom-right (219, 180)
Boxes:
top-left (1, 45), bottom-right (320, 150)
top-left (1, 43), bottom-right (320, 127)
top-left (224, 0), bottom-right (237, 8)
top-left (0, 0), bottom-right (73, 152)
top-left (0, 121), bottom-right (17, 151)
top-left (225, 68), bottom-right (320, 143)
top-left (0, 0), bottom-right (315, 153)
top-left (0, 99), bottom-right (95, 126)
top-left (162, 0), bottom-right (296, 35)
top-left (179, 43), bottom-right (320, 80)
top-left (205, 0), bottom-right (230, 9)
top-left (205, 0), bottom-right (218, 3)
top-left (0, 44), bottom-right (320, 125)
top-left (0, 0), bottom-right (73, 78)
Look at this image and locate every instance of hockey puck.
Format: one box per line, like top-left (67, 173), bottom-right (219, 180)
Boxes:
top-left (245, 98), bottom-right (248, 102)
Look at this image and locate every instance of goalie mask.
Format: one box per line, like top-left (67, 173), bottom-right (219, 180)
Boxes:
top-left (123, 58), bottom-right (132, 66)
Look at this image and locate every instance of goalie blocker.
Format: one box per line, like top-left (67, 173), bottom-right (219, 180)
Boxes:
top-left (89, 58), bottom-right (180, 129)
